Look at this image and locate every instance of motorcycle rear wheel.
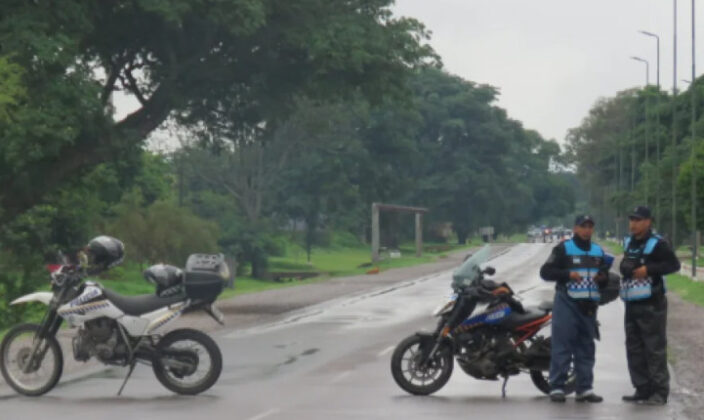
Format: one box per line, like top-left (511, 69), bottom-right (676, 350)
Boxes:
top-left (0, 323), bottom-right (63, 396)
top-left (390, 334), bottom-right (453, 395)
top-left (153, 328), bottom-right (222, 395)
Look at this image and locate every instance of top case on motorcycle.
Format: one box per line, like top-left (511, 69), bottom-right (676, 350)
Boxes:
top-left (184, 253), bottom-right (228, 302)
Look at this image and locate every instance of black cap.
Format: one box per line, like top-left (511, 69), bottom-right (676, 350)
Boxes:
top-left (574, 214), bottom-right (595, 226)
top-left (629, 205), bottom-right (652, 220)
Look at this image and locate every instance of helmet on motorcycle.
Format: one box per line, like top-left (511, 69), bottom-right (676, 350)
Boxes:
top-left (85, 236), bottom-right (125, 272)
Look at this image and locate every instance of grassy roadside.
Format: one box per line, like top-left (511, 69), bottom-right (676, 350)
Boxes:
top-left (666, 274), bottom-right (704, 307)
top-left (602, 239), bottom-right (624, 255)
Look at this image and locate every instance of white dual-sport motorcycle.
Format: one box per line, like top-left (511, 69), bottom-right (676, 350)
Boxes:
top-left (0, 236), bottom-right (228, 397)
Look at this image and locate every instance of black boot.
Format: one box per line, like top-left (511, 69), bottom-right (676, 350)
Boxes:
top-left (622, 389), bottom-right (650, 402)
top-left (638, 394), bottom-right (667, 406)
top-left (576, 391), bottom-right (603, 403)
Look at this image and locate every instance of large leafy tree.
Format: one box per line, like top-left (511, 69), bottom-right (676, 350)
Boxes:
top-left (0, 0), bottom-right (435, 225)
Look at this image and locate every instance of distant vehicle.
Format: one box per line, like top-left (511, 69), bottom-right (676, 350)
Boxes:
top-left (0, 236), bottom-right (227, 397)
top-left (390, 246), bottom-right (570, 397)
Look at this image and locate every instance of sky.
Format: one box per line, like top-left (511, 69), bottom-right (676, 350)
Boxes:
top-left (392, 0), bottom-right (704, 145)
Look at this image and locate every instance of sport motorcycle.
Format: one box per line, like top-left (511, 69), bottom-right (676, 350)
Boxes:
top-left (390, 245), bottom-right (572, 397)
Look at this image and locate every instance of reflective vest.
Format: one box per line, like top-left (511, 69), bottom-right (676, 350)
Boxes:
top-left (620, 235), bottom-right (661, 301)
top-left (564, 239), bottom-right (604, 301)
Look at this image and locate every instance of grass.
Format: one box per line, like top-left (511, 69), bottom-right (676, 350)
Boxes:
top-left (666, 274), bottom-right (704, 307)
top-left (602, 239), bottom-right (624, 255)
top-left (496, 233), bottom-right (528, 243)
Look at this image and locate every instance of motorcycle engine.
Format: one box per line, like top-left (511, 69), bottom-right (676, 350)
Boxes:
top-left (72, 318), bottom-right (128, 363)
top-left (457, 332), bottom-right (516, 379)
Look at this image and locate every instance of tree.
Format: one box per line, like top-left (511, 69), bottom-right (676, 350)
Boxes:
top-left (108, 195), bottom-right (219, 267)
top-left (0, 0), bottom-right (436, 225)
top-left (0, 56), bottom-right (24, 122)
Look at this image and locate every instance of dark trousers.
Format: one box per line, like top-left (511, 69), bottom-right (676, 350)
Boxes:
top-left (625, 295), bottom-right (669, 399)
top-left (549, 290), bottom-right (598, 394)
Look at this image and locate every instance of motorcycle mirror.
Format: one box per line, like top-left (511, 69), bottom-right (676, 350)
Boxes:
top-left (483, 266), bottom-right (496, 276)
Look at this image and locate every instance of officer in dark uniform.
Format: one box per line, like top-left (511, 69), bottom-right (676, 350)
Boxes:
top-left (620, 206), bottom-right (680, 406)
top-left (540, 215), bottom-right (610, 403)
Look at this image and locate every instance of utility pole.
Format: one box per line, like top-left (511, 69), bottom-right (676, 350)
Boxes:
top-left (691, 0), bottom-right (698, 277)
top-left (632, 56), bottom-right (651, 205)
top-left (640, 30), bottom-right (662, 225)
top-left (672, 0), bottom-right (679, 245)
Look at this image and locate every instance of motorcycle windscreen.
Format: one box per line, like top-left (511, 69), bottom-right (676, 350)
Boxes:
top-left (451, 245), bottom-right (490, 289)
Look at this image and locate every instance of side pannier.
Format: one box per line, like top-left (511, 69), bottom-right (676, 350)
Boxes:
top-left (184, 254), bottom-right (229, 302)
top-left (144, 264), bottom-right (185, 298)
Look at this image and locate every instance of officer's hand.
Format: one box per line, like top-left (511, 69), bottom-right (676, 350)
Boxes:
top-left (594, 272), bottom-right (609, 287)
top-left (632, 265), bottom-right (648, 279)
top-left (569, 272), bottom-right (582, 281)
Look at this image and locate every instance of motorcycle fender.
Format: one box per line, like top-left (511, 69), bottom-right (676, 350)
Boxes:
top-left (11, 292), bottom-right (53, 306)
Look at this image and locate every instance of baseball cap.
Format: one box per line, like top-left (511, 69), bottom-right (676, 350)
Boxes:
top-left (574, 214), bottom-right (595, 226)
top-left (629, 206), bottom-right (652, 220)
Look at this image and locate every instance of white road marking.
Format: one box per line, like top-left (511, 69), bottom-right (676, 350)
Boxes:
top-left (377, 345), bottom-right (394, 358)
top-left (331, 371), bottom-right (352, 383)
top-left (245, 408), bottom-right (280, 420)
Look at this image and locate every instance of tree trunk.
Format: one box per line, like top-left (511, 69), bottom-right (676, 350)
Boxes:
top-left (456, 229), bottom-right (469, 245)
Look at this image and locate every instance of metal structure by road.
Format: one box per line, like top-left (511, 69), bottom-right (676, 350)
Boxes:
top-left (631, 55), bottom-right (651, 205)
top-left (0, 244), bottom-right (682, 419)
top-left (371, 203), bottom-right (428, 263)
top-left (690, 0), bottom-right (697, 278)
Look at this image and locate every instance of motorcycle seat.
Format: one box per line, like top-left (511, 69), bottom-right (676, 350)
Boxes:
top-left (102, 288), bottom-right (183, 316)
top-left (538, 300), bottom-right (553, 311)
top-left (503, 308), bottom-right (549, 329)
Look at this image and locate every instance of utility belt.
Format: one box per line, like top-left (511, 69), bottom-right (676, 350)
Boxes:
top-left (555, 288), bottom-right (599, 317)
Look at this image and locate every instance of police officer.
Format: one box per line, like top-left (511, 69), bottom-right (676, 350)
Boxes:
top-left (620, 206), bottom-right (680, 406)
top-left (540, 215), bottom-right (610, 403)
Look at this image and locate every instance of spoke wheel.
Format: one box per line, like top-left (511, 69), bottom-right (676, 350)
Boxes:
top-left (153, 329), bottom-right (222, 395)
top-left (0, 323), bottom-right (63, 396)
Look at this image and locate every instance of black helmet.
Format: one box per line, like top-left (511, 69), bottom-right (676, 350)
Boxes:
top-left (85, 236), bottom-right (125, 272)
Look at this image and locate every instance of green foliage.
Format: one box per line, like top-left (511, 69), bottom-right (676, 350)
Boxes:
top-left (0, 0), bottom-right (436, 225)
top-left (567, 76), bottom-right (704, 243)
top-left (667, 274), bottom-right (704, 307)
top-left (0, 56), bottom-right (24, 122)
top-left (677, 134), bottom-right (704, 232)
top-left (108, 195), bottom-right (219, 266)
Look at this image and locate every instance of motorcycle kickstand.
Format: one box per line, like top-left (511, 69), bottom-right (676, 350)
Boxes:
top-left (501, 375), bottom-right (509, 399)
top-left (117, 359), bottom-right (137, 396)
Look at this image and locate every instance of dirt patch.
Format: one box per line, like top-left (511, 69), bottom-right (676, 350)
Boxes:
top-left (668, 292), bottom-right (704, 419)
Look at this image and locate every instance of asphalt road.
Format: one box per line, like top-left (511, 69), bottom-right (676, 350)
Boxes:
top-left (0, 244), bottom-right (684, 419)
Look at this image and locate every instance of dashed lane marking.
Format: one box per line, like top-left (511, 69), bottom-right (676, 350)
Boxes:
top-left (245, 408), bottom-right (280, 420)
top-left (377, 345), bottom-right (394, 358)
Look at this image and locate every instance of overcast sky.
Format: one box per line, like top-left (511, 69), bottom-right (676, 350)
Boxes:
top-left (393, 0), bottom-right (704, 145)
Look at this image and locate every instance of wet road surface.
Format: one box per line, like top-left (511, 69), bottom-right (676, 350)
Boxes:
top-left (0, 244), bottom-right (684, 419)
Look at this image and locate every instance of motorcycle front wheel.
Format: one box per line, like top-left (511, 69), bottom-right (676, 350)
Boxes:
top-left (152, 328), bottom-right (222, 395)
top-left (390, 334), bottom-right (453, 395)
top-left (0, 323), bottom-right (63, 396)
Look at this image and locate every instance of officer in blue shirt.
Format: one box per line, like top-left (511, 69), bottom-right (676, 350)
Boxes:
top-left (620, 206), bottom-right (680, 406)
top-left (540, 215), bottom-right (610, 403)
